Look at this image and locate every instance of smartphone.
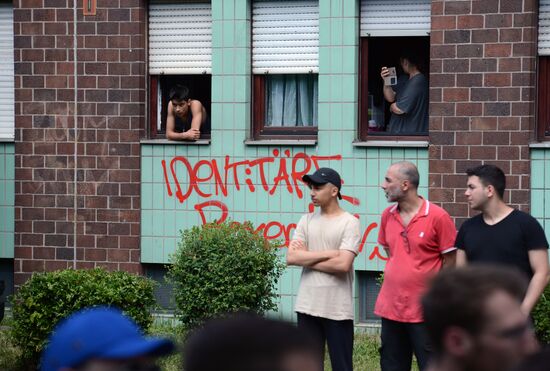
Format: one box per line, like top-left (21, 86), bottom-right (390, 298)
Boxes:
top-left (384, 67), bottom-right (397, 86)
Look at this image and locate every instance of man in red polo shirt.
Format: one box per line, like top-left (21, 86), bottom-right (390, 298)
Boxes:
top-left (375, 161), bottom-right (457, 371)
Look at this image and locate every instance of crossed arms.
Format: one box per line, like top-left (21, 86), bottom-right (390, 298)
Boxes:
top-left (286, 239), bottom-right (356, 274)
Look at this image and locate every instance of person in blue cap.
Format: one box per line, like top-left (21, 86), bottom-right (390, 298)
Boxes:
top-left (40, 306), bottom-right (174, 371)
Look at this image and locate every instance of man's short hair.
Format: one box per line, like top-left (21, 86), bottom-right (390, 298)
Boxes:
top-left (422, 265), bottom-right (528, 354)
top-left (394, 161), bottom-right (420, 189)
top-left (169, 84), bottom-right (190, 102)
top-left (466, 164), bottom-right (506, 199)
top-left (183, 313), bottom-right (316, 371)
top-left (400, 50), bottom-right (423, 70)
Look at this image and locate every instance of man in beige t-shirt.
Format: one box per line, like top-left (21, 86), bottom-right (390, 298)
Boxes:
top-left (287, 168), bottom-right (360, 371)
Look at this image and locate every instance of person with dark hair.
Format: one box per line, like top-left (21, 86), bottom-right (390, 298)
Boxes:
top-left (40, 306), bottom-right (174, 371)
top-left (376, 161), bottom-right (457, 371)
top-left (183, 313), bottom-right (319, 371)
top-left (422, 265), bottom-right (539, 371)
top-left (165, 84), bottom-right (210, 141)
top-left (286, 167), bottom-right (360, 371)
top-left (380, 52), bottom-right (428, 134)
top-left (456, 164), bottom-right (549, 315)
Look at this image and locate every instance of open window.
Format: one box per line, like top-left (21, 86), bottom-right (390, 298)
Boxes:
top-left (252, 1), bottom-right (319, 140)
top-left (148, 1), bottom-right (212, 140)
top-left (359, 0), bottom-right (430, 141)
top-left (537, 0), bottom-right (550, 140)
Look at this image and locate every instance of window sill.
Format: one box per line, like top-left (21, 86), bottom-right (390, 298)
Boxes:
top-left (352, 140), bottom-right (429, 148)
top-left (140, 139), bottom-right (211, 145)
top-left (0, 136), bottom-right (15, 143)
top-left (529, 142), bottom-right (550, 148)
top-left (244, 139), bottom-right (317, 146)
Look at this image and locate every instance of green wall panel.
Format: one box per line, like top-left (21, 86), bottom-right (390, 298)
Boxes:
top-left (141, 0), bottom-right (430, 321)
top-left (531, 149), bottom-right (550, 243)
top-left (0, 143), bottom-right (15, 258)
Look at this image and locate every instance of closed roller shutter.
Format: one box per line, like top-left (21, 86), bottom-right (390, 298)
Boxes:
top-left (539, 0), bottom-right (550, 55)
top-left (360, 0), bottom-right (431, 37)
top-left (252, 1), bottom-right (319, 74)
top-left (148, 2), bottom-right (212, 74)
top-left (0, 3), bottom-right (14, 141)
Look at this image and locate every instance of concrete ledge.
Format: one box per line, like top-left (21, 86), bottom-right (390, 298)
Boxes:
top-left (140, 139), bottom-right (211, 145)
top-left (529, 142), bottom-right (550, 148)
top-left (353, 140), bottom-right (429, 148)
top-left (244, 139), bottom-right (317, 146)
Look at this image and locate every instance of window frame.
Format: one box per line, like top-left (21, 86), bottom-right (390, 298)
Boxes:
top-left (537, 56), bottom-right (550, 140)
top-left (357, 270), bottom-right (382, 323)
top-left (148, 75), bottom-right (212, 140)
top-left (252, 74), bottom-right (318, 140)
top-left (359, 37), bottom-right (430, 142)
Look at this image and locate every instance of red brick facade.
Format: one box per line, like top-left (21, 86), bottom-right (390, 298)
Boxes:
top-left (11, 0), bottom-right (541, 282)
top-left (13, 0), bottom-right (145, 285)
top-left (429, 0), bottom-right (536, 225)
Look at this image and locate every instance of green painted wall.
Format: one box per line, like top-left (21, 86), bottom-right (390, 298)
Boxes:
top-left (140, 0), bottom-right (429, 320)
top-left (0, 143), bottom-right (14, 258)
top-left (530, 149), bottom-right (550, 243)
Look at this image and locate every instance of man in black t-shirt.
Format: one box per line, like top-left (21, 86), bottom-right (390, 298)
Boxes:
top-left (456, 164), bottom-right (549, 315)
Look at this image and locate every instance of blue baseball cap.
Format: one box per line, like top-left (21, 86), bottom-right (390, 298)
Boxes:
top-left (41, 306), bottom-right (174, 371)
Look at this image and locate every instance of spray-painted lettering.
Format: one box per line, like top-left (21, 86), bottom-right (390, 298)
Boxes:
top-left (162, 150), bottom-right (386, 261)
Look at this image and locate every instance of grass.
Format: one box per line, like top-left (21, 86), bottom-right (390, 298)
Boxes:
top-left (0, 314), bottom-right (417, 371)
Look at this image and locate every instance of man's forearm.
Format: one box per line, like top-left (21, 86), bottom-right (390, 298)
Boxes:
top-left (383, 86), bottom-right (395, 102)
top-left (286, 249), bottom-right (335, 267)
top-left (521, 272), bottom-right (550, 314)
top-left (441, 250), bottom-right (457, 269)
top-left (309, 257), bottom-right (349, 274)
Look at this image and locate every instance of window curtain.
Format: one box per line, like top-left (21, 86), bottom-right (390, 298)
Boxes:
top-left (265, 75), bottom-right (318, 127)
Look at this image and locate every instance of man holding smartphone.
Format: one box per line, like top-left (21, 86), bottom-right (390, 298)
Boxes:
top-left (380, 52), bottom-right (428, 135)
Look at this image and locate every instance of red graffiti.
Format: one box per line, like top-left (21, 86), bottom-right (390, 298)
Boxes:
top-left (369, 245), bottom-right (389, 261)
top-left (162, 151), bottom-right (384, 260)
top-left (161, 150), bottom-right (358, 204)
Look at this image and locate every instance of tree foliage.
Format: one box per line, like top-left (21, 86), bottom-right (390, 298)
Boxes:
top-left (10, 268), bottom-right (156, 366)
top-left (168, 221), bottom-right (285, 330)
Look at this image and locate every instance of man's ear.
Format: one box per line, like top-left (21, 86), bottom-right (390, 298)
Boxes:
top-left (331, 185), bottom-right (339, 198)
top-left (485, 184), bottom-right (496, 198)
top-left (443, 326), bottom-right (474, 357)
top-left (401, 179), bottom-right (410, 191)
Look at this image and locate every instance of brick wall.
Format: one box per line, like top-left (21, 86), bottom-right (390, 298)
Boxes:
top-left (13, 0), bottom-right (145, 285)
top-left (429, 0), bottom-right (537, 224)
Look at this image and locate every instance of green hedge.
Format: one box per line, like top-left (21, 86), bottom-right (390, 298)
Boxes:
top-left (10, 268), bottom-right (156, 367)
top-left (168, 221), bottom-right (285, 330)
top-left (533, 283), bottom-right (550, 344)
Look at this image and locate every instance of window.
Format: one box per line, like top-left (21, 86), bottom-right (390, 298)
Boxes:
top-left (357, 271), bottom-right (381, 323)
top-left (148, 1), bottom-right (212, 139)
top-left (537, 0), bottom-right (550, 140)
top-left (252, 1), bottom-right (319, 140)
top-left (359, 0), bottom-right (430, 141)
top-left (143, 264), bottom-right (175, 310)
top-left (0, 2), bottom-right (14, 141)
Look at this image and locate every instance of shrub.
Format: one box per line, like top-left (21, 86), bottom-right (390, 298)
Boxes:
top-left (10, 268), bottom-right (156, 367)
top-left (533, 284), bottom-right (550, 344)
top-left (168, 220), bottom-right (285, 330)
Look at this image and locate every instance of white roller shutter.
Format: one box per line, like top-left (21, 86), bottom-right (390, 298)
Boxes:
top-left (252, 1), bottom-right (319, 74)
top-left (539, 0), bottom-right (550, 55)
top-left (360, 0), bottom-right (431, 37)
top-left (0, 3), bottom-right (14, 141)
top-left (148, 2), bottom-right (212, 74)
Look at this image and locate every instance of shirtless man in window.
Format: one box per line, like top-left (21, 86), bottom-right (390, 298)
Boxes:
top-left (165, 84), bottom-right (209, 141)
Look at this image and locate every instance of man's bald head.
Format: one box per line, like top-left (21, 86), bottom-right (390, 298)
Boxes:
top-left (391, 161), bottom-right (420, 189)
